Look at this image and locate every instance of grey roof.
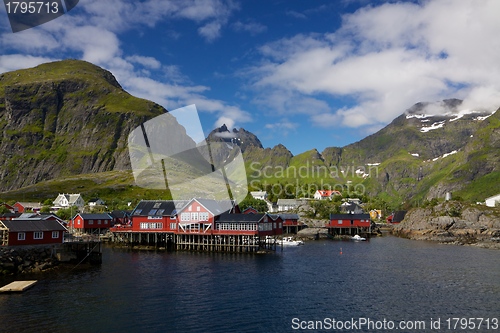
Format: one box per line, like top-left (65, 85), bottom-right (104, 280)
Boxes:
top-left (0, 213), bottom-right (21, 219)
top-left (2, 219), bottom-right (67, 232)
top-left (133, 200), bottom-right (183, 217)
top-left (279, 214), bottom-right (299, 220)
top-left (217, 213), bottom-right (265, 223)
top-left (109, 210), bottom-right (132, 218)
top-left (77, 213), bottom-right (112, 220)
top-left (330, 214), bottom-right (371, 220)
top-left (194, 198), bottom-right (234, 215)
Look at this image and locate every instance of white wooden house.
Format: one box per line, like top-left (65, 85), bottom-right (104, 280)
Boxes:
top-left (53, 193), bottom-right (85, 208)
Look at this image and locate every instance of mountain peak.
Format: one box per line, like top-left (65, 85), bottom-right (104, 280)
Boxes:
top-left (206, 126), bottom-right (263, 152)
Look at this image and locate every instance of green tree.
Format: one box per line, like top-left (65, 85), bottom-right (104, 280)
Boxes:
top-left (56, 207), bottom-right (78, 220)
top-left (0, 205), bottom-right (11, 214)
top-left (239, 196), bottom-right (269, 212)
top-left (40, 206), bottom-right (51, 213)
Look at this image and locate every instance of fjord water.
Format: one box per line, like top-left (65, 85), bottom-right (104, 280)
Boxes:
top-left (0, 236), bottom-right (499, 333)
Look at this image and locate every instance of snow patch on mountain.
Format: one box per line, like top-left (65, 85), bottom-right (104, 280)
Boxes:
top-left (420, 121), bottom-right (446, 132)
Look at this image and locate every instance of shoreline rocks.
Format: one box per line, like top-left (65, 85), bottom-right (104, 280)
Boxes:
top-left (0, 246), bottom-right (60, 275)
top-left (391, 202), bottom-right (500, 249)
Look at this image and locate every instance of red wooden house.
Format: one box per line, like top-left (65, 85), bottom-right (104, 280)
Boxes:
top-left (123, 200), bottom-right (184, 233)
top-left (242, 206), bottom-right (259, 214)
top-left (0, 219), bottom-right (67, 246)
top-left (279, 213), bottom-right (304, 234)
top-left (109, 210), bottom-right (132, 226)
top-left (13, 202), bottom-right (42, 213)
top-left (214, 213), bottom-right (283, 237)
top-left (327, 213), bottom-right (372, 236)
top-left (176, 198), bottom-right (236, 234)
top-left (71, 213), bottom-right (113, 234)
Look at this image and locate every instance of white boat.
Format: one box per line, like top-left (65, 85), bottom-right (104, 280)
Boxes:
top-left (351, 235), bottom-right (366, 241)
top-left (281, 236), bottom-right (304, 246)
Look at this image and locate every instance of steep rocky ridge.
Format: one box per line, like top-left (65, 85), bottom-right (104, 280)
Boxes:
top-left (0, 59), bottom-right (166, 191)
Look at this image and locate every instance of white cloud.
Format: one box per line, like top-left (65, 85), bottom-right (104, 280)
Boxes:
top-left (64, 26), bottom-right (121, 64)
top-left (126, 55), bottom-right (161, 69)
top-left (251, 0), bottom-right (500, 128)
top-left (0, 54), bottom-right (56, 74)
top-left (265, 121), bottom-right (298, 130)
top-left (233, 21), bottom-right (267, 35)
top-left (198, 21), bottom-right (222, 42)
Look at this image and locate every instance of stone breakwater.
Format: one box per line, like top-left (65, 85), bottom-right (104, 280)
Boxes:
top-left (0, 246), bottom-right (59, 275)
top-left (392, 202), bottom-right (500, 249)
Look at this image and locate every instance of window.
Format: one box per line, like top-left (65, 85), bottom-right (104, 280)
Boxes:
top-left (89, 220), bottom-right (94, 225)
top-left (17, 232), bottom-right (25, 241)
top-left (98, 220), bottom-right (102, 225)
top-left (338, 220), bottom-right (343, 225)
top-left (34, 231), bottom-right (43, 239)
top-left (199, 212), bottom-right (209, 221)
top-left (153, 202), bottom-right (161, 209)
top-left (170, 223), bottom-right (177, 230)
top-left (191, 212), bottom-right (198, 221)
top-left (52, 231), bottom-right (59, 238)
top-left (134, 209), bottom-right (142, 215)
top-left (181, 213), bottom-right (190, 221)
top-left (149, 209), bottom-right (158, 215)
top-left (197, 206), bottom-right (200, 211)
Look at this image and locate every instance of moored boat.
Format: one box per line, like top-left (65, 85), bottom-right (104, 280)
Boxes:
top-left (281, 236), bottom-right (304, 246)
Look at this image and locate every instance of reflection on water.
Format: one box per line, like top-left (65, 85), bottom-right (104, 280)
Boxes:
top-left (0, 236), bottom-right (499, 333)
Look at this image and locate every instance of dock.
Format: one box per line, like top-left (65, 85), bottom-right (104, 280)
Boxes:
top-left (0, 280), bottom-right (37, 293)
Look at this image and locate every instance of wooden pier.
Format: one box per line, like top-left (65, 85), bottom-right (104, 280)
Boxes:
top-left (57, 237), bottom-right (103, 264)
top-left (110, 231), bottom-right (278, 253)
top-left (0, 280), bottom-right (37, 293)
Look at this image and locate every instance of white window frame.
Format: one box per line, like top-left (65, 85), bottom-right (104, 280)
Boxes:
top-left (34, 231), bottom-right (43, 240)
top-left (18, 232), bottom-right (25, 241)
top-left (181, 213), bottom-right (190, 221)
top-left (52, 231), bottom-right (60, 238)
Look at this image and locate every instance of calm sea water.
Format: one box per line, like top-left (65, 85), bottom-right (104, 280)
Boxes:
top-left (0, 235), bottom-right (499, 333)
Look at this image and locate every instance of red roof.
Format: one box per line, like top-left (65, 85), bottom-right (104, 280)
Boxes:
top-left (318, 190), bottom-right (341, 197)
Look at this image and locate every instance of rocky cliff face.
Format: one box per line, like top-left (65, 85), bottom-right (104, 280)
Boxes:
top-left (0, 59), bottom-right (165, 191)
top-left (392, 202), bottom-right (500, 249)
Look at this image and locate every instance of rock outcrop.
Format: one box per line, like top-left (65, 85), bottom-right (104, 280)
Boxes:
top-left (392, 202), bottom-right (500, 249)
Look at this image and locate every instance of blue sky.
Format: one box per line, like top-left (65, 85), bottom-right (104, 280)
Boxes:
top-left (1, 0), bottom-right (500, 155)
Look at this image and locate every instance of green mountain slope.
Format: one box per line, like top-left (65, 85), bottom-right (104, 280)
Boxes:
top-left (0, 59), bottom-right (166, 192)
